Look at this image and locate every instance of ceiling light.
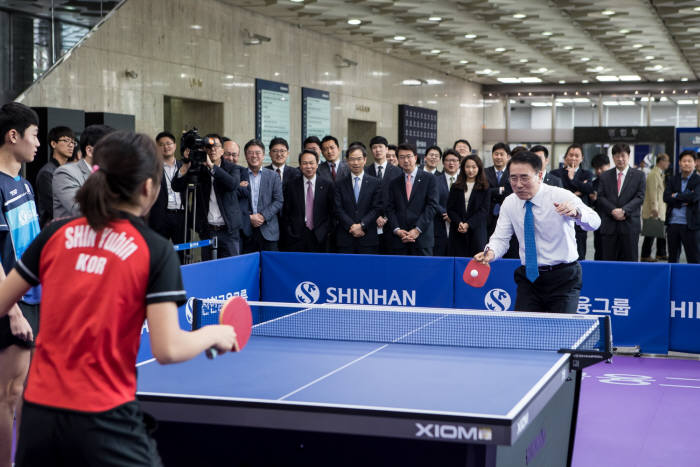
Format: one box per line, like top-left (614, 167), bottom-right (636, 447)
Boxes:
top-left (619, 101), bottom-right (635, 106)
top-left (531, 102), bottom-right (552, 107)
top-left (660, 96), bottom-right (667, 101)
top-left (497, 77), bottom-right (520, 83)
top-left (542, 31), bottom-right (553, 36)
top-left (582, 79), bottom-right (589, 83)
top-left (580, 57), bottom-right (590, 62)
top-left (557, 98), bottom-right (573, 103)
top-left (289, 0), bottom-right (304, 2)
top-left (393, 35), bottom-right (406, 41)
top-left (495, 47), bottom-right (506, 52)
top-left (428, 16), bottom-right (442, 21)
top-left (603, 101), bottom-right (619, 106)
top-left (632, 43), bottom-right (643, 48)
top-left (519, 58), bottom-right (529, 63)
top-left (459, 59), bottom-right (469, 64)
top-left (476, 68), bottom-right (493, 74)
top-left (513, 13), bottom-right (526, 19)
top-left (645, 55), bottom-right (655, 60)
top-left (401, 79), bottom-right (423, 86)
top-left (601, 9), bottom-right (616, 15)
top-left (464, 34), bottom-right (477, 39)
top-left (564, 46), bottom-right (573, 50)
top-left (658, 78), bottom-right (665, 82)
top-left (426, 79), bottom-right (443, 85)
top-left (538, 67), bottom-right (548, 72)
top-left (596, 76), bottom-right (620, 82)
top-left (520, 77), bottom-right (543, 83)
top-left (190, 24), bottom-right (202, 30)
top-left (695, 6), bottom-right (700, 11)
top-left (347, 19), bottom-right (362, 25)
top-left (430, 49), bottom-right (441, 54)
top-left (678, 99), bottom-right (695, 105)
top-left (619, 75), bottom-right (642, 81)
top-left (559, 80), bottom-right (566, 84)
top-left (619, 29), bottom-right (630, 34)
top-left (681, 77), bottom-right (689, 82)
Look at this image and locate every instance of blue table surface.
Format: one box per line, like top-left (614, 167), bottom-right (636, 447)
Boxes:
top-left (137, 335), bottom-right (565, 417)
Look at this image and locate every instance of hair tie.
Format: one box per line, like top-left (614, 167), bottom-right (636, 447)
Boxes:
top-left (91, 165), bottom-right (100, 173)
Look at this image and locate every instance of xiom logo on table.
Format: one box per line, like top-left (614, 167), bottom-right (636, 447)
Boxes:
top-left (414, 423), bottom-right (492, 441)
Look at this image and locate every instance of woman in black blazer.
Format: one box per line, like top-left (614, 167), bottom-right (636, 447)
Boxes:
top-left (447, 154), bottom-right (490, 257)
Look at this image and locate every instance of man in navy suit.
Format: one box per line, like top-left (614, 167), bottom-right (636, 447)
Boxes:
top-left (530, 145), bottom-right (563, 188)
top-left (171, 134), bottom-right (242, 260)
top-left (266, 136), bottom-right (300, 188)
top-left (282, 150), bottom-right (334, 252)
top-left (240, 139), bottom-right (283, 253)
top-left (335, 144), bottom-right (382, 254)
top-left (365, 136), bottom-right (402, 254)
top-left (664, 150), bottom-right (699, 263)
top-left (552, 144), bottom-right (594, 260)
top-left (318, 135), bottom-right (349, 182)
top-left (485, 143), bottom-right (517, 258)
top-left (596, 143), bottom-right (646, 262)
top-left (386, 143), bottom-right (439, 256)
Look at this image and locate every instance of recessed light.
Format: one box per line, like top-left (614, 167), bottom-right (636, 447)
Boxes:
top-left (476, 68), bottom-right (493, 74)
top-left (580, 57), bottom-right (590, 62)
top-left (289, 0), bottom-right (304, 3)
top-left (596, 76), bottom-right (620, 82)
top-left (542, 31), bottom-right (553, 36)
top-left (633, 43), bottom-right (643, 48)
top-left (619, 75), bottom-right (642, 81)
top-left (430, 49), bottom-right (441, 54)
top-left (459, 59), bottom-right (469, 64)
top-left (658, 78), bottom-right (665, 82)
top-left (520, 77), bottom-right (543, 83)
top-left (645, 55), bottom-right (655, 60)
top-left (393, 35), bottom-right (406, 41)
top-left (564, 46), bottom-right (573, 50)
top-left (401, 79), bottom-right (423, 86)
top-left (694, 6), bottom-right (700, 11)
top-left (538, 67), bottom-right (548, 72)
top-left (520, 58), bottom-right (529, 63)
top-left (559, 80), bottom-right (566, 84)
top-left (681, 77), bottom-right (689, 82)
top-left (347, 19), bottom-right (362, 25)
top-left (582, 79), bottom-right (589, 83)
top-left (428, 16), bottom-right (442, 22)
top-left (464, 34), bottom-right (477, 39)
top-left (497, 77), bottom-right (520, 83)
top-left (495, 47), bottom-right (506, 52)
top-left (190, 24), bottom-right (202, 30)
top-left (601, 9), bottom-right (615, 15)
top-left (619, 29), bottom-right (630, 34)
top-left (513, 13), bottom-right (526, 19)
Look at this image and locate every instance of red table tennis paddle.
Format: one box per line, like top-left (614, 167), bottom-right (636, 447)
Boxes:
top-left (205, 296), bottom-right (252, 359)
top-left (463, 258), bottom-right (490, 288)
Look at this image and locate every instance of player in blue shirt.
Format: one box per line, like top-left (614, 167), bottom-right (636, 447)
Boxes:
top-left (0, 102), bottom-right (41, 467)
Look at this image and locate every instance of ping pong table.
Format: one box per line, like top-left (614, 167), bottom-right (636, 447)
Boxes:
top-left (137, 301), bottom-right (611, 467)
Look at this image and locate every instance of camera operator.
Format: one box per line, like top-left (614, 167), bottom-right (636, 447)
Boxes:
top-left (171, 133), bottom-right (242, 260)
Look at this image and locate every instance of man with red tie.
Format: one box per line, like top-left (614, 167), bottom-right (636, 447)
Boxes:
top-left (318, 135), bottom-right (349, 183)
top-left (386, 143), bottom-right (439, 256)
top-left (596, 143), bottom-right (646, 262)
top-left (282, 150), bottom-right (335, 252)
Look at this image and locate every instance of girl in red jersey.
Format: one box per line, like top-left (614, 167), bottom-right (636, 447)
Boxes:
top-left (0, 131), bottom-right (235, 466)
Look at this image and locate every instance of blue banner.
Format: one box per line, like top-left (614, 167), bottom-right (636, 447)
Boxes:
top-left (137, 253), bottom-right (261, 363)
top-left (261, 252), bottom-right (454, 308)
top-left (669, 264), bottom-right (700, 353)
top-left (454, 258), bottom-right (671, 354)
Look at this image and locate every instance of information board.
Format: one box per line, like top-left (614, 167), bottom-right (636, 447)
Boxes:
top-left (302, 87), bottom-right (330, 142)
top-left (255, 79), bottom-right (290, 163)
top-left (398, 104), bottom-right (438, 158)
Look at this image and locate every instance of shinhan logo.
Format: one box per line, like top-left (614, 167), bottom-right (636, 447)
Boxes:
top-left (485, 288), bottom-right (511, 311)
top-left (415, 423), bottom-right (492, 441)
top-left (296, 281), bottom-right (320, 304)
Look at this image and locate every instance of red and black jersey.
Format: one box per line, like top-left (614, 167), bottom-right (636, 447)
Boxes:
top-left (15, 212), bottom-right (186, 413)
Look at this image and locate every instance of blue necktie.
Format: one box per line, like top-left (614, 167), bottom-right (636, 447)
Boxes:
top-left (353, 176), bottom-right (360, 202)
top-left (524, 200), bottom-right (539, 283)
top-left (496, 170), bottom-right (502, 183)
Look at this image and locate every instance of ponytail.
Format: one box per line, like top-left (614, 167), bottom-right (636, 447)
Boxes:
top-left (75, 131), bottom-right (161, 231)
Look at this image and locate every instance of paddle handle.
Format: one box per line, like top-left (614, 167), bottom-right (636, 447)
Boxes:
top-left (206, 348), bottom-right (218, 359)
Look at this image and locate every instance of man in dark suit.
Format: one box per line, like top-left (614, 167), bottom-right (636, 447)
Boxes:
top-left (386, 143), bottom-right (439, 256)
top-left (318, 135), bottom-right (349, 182)
top-left (590, 153), bottom-right (611, 260)
top-left (485, 142), bottom-right (517, 258)
top-left (530, 145), bottom-right (563, 188)
top-left (335, 144), bottom-right (382, 254)
top-left (240, 139), bottom-right (284, 253)
top-left (663, 150), bottom-right (700, 263)
top-left (282, 150), bottom-right (334, 252)
top-left (148, 131), bottom-right (187, 250)
top-left (266, 136), bottom-right (300, 188)
top-left (552, 144), bottom-right (594, 260)
top-left (171, 134), bottom-right (242, 260)
top-left (596, 143), bottom-right (646, 262)
top-left (366, 136), bottom-right (403, 254)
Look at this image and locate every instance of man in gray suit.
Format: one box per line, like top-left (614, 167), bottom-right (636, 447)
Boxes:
top-left (241, 139), bottom-right (283, 253)
top-left (52, 125), bottom-right (114, 219)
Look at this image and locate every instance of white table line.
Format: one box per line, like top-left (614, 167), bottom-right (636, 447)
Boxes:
top-left (277, 315), bottom-right (447, 401)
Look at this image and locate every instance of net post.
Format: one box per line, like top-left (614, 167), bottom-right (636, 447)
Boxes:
top-left (191, 298), bottom-right (202, 330)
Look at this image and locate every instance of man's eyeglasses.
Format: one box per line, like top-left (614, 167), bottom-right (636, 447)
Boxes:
top-left (57, 138), bottom-right (76, 146)
top-left (270, 149), bottom-right (287, 155)
top-left (158, 141), bottom-right (175, 147)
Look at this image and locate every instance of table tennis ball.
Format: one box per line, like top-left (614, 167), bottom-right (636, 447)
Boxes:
top-left (470, 269), bottom-right (478, 278)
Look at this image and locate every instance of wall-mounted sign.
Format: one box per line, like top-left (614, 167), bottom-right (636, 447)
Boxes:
top-left (256, 78), bottom-right (290, 163)
top-left (398, 104), bottom-right (438, 157)
top-left (302, 87), bottom-right (330, 142)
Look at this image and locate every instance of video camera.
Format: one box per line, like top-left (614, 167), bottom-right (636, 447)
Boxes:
top-left (180, 128), bottom-right (214, 169)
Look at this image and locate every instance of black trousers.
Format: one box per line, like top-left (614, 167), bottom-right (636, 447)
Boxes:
top-left (337, 244), bottom-right (378, 255)
top-left (433, 235), bottom-right (449, 257)
top-left (593, 230), bottom-right (603, 261)
top-left (667, 224), bottom-right (700, 264)
top-left (391, 244), bottom-right (433, 256)
top-left (287, 228), bottom-right (327, 253)
top-left (514, 262), bottom-right (582, 314)
top-left (200, 225), bottom-right (239, 261)
top-left (242, 227), bottom-right (279, 254)
top-left (601, 232), bottom-right (639, 262)
top-left (641, 236), bottom-right (667, 259)
top-left (575, 226), bottom-right (587, 261)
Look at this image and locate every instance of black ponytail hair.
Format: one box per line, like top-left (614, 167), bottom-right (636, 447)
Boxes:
top-left (76, 131), bottom-right (162, 231)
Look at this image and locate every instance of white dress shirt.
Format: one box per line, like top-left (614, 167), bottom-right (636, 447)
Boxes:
top-left (207, 173), bottom-right (225, 226)
top-left (374, 162), bottom-right (388, 178)
top-left (486, 183), bottom-right (600, 266)
top-left (444, 172), bottom-right (457, 190)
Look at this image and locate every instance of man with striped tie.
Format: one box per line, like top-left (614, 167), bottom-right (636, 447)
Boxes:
top-left (474, 151), bottom-right (600, 314)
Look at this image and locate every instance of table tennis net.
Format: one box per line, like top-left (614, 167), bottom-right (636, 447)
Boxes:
top-left (191, 299), bottom-right (607, 352)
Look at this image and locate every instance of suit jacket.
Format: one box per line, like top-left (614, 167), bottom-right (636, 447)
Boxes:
top-left (446, 184), bottom-right (489, 256)
top-left (365, 163), bottom-right (403, 221)
top-left (52, 159), bottom-right (91, 219)
top-left (433, 171), bottom-right (450, 240)
top-left (664, 172), bottom-right (700, 230)
top-left (148, 160), bottom-right (187, 236)
top-left (233, 165), bottom-right (252, 237)
top-left (596, 167), bottom-right (646, 235)
top-left (283, 176), bottom-right (334, 245)
top-left (543, 171), bottom-right (564, 188)
top-left (318, 160), bottom-right (349, 182)
top-left (642, 166), bottom-right (667, 221)
top-left (265, 164), bottom-right (301, 190)
top-left (334, 174), bottom-right (382, 247)
top-left (386, 169), bottom-right (439, 249)
top-left (239, 167), bottom-right (283, 241)
top-left (35, 158), bottom-right (59, 228)
top-left (552, 167), bottom-right (594, 205)
top-left (171, 160), bottom-right (242, 235)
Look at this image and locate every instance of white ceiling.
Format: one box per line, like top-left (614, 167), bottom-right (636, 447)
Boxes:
top-left (224, 0), bottom-right (700, 85)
